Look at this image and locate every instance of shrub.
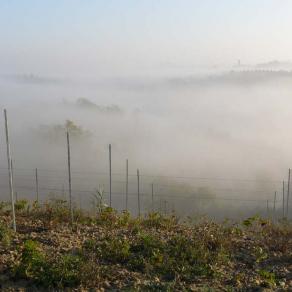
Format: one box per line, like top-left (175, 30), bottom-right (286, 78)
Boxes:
top-left (41, 197), bottom-right (70, 224)
top-left (14, 240), bottom-right (47, 280)
top-left (0, 201), bottom-right (10, 213)
top-left (159, 234), bottom-right (214, 280)
top-left (14, 240), bottom-right (85, 288)
top-left (100, 237), bottom-right (130, 262)
top-left (96, 207), bottom-right (118, 226)
top-left (260, 223), bottom-right (292, 253)
top-left (128, 232), bottom-right (164, 272)
top-left (49, 253), bottom-right (83, 287)
top-left (141, 212), bottom-right (178, 229)
top-left (116, 210), bottom-right (132, 227)
top-left (86, 236), bottom-right (131, 263)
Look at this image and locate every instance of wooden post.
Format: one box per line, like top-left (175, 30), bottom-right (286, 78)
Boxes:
top-left (282, 181), bottom-right (285, 219)
top-left (287, 168), bottom-right (290, 218)
top-left (151, 183), bottom-right (154, 213)
top-left (126, 159), bottom-right (128, 211)
top-left (35, 168), bottom-right (39, 203)
top-left (67, 131), bottom-right (73, 225)
top-left (4, 109), bottom-right (16, 232)
top-left (109, 144), bottom-right (112, 207)
top-left (273, 191), bottom-right (276, 221)
top-left (137, 169), bottom-right (140, 217)
top-left (164, 200), bottom-right (167, 215)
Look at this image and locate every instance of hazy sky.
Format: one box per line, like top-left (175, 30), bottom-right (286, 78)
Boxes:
top-left (1, 0), bottom-right (292, 76)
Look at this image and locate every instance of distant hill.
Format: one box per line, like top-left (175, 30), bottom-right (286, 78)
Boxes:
top-left (74, 98), bottom-right (123, 113)
top-left (166, 70), bottom-right (292, 87)
top-left (255, 60), bottom-right (292, 70)
top-left (2, 74), bottom-right (62, 85)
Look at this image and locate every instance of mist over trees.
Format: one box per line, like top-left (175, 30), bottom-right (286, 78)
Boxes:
top-left (35, 119), bottom-right (91, 143)
top-left (0, 69), bottom-right (291, 219)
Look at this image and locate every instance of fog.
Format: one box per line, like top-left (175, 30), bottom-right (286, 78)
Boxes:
top-left (0, 67), bottom-right (291, 220)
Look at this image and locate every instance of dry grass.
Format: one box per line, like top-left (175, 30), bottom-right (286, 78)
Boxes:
top-left (0, 201), bottom-right (291, 291)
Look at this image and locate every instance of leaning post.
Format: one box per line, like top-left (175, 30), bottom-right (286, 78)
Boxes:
top-left (4, 109), bottom-right (16, 231)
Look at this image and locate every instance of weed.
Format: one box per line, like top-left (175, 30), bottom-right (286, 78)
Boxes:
top-left (252, 246), bottom-right (268, 264)
top-left (91, 186), bottom-right (107, 214)
top-left (258, 269), bottom-right (276, 287)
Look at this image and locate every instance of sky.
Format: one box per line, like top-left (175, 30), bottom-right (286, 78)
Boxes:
top-left (1, 0), bottom-right (292, 77)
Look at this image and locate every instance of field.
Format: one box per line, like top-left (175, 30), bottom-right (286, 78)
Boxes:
top-left (0, 199), bottom-right (291, 291)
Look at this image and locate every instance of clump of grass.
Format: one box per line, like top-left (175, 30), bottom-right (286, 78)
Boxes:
top-left (0, 221), bottom-right (11, 247)
top-left (14, 199), bottom-right (29, 212)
